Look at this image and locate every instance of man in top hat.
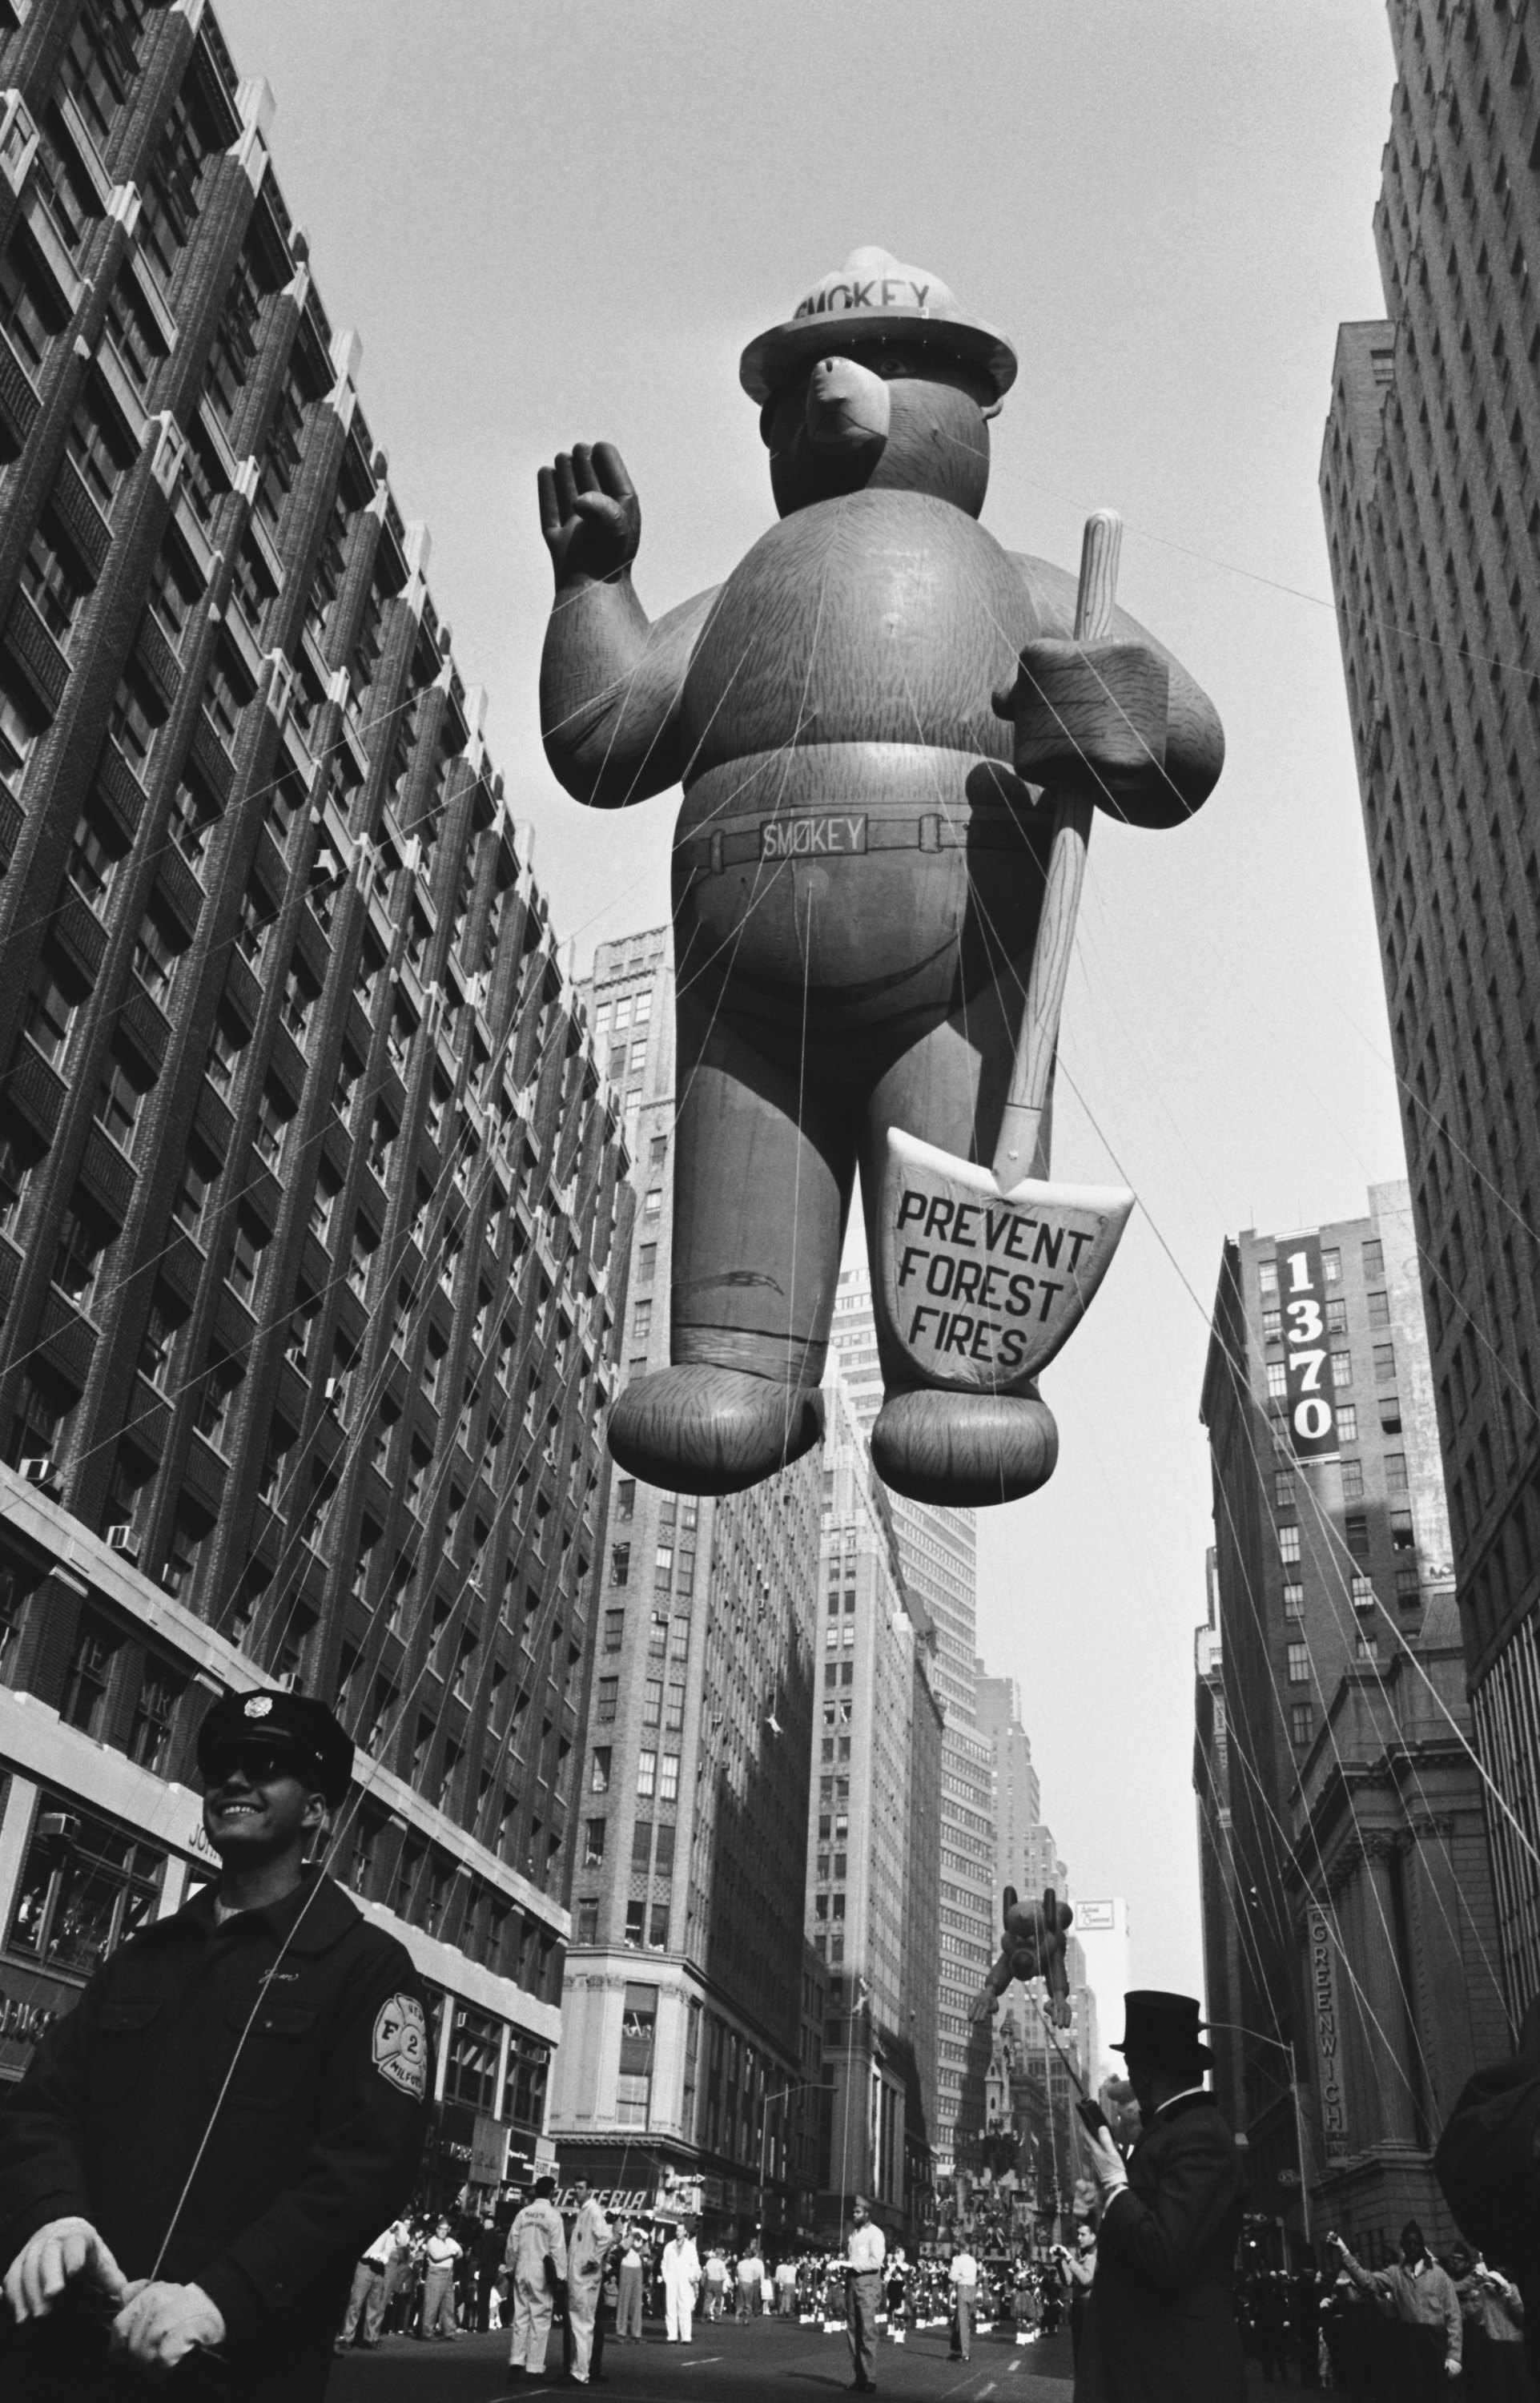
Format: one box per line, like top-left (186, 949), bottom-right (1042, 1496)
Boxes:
top-left (1074, 1991), bottom-right (1248, 2401)
top-left (0, 1689), bottom-right (430, 2401)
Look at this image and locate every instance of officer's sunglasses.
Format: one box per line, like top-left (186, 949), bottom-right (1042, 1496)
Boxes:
top-left (202, 1741), bottom-right (309, 1789)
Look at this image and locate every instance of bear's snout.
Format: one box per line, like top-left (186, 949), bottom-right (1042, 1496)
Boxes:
top-left (806, 356), bottom-right (891, 454)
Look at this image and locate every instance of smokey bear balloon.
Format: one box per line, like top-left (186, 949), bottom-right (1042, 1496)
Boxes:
top-left (539, 247), bottom-right (1223, 1503)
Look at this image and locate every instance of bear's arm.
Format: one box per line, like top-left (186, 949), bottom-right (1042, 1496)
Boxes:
top-left (541, 574), bottom-right (719, 808)
top-left (1008, 551), bottom-right (1224, 830)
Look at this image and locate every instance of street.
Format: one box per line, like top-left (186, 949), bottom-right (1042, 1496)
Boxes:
top-left (330, 2314), bottom-right (1301, 2400)
top-left (332, 2313), bottom-right (1077, 2400)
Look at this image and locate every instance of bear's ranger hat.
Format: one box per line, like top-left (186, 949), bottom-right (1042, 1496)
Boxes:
top-left (739, 244), bottom-right (1018, 409)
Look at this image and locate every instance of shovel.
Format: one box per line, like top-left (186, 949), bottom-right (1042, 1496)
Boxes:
top-left (876, 509), bottom-right (1152, 1395)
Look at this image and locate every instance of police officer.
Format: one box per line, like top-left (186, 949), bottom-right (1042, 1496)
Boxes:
top-left (0, 1690), bottom-right (431, 2400)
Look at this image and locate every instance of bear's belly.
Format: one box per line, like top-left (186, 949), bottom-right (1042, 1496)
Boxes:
top-left (673, 491), bottom-right (1044, 1029)
top-left (673, 743), bottom-right (1047, 1031)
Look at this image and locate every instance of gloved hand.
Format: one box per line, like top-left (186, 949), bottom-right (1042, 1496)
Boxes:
top-left (1086, 2126), bottom-right (1129, 2208)
top-left (110, 2280), bottom-right (226, 2374)
top-left (3, 2216), bottom-right (128, 2321)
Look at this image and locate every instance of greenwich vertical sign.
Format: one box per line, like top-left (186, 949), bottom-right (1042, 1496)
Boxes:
top-left (1275, 1237), bottom-right (1339, 1462)
top-left (1308, 1905), bottom-right (1349, 2160)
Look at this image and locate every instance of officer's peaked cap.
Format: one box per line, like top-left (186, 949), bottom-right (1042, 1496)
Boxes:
top-left (198, 1688), bottom-right (353, 1806)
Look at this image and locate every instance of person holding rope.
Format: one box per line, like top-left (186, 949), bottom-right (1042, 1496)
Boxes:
top-left (0, 1692), bottom-right (430, 2400)
top-left (1076, 1990), bottom-right (1248, 2401)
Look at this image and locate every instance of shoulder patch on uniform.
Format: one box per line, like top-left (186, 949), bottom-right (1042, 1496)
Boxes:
top-left (244, 1695), bottom-right (273, 1717)
top-left (372, 1992), bottom-right (428, 2100)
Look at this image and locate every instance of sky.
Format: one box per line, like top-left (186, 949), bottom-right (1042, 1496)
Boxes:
top-left (219, 0), bottom-right (1404, 2021)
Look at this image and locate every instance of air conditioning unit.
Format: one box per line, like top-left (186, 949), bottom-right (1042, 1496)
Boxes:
top-left (19, 1456), bottom-right (59, 1494)
top-left (107, 1525), bottom-right (139, 1560)
top-left (324, 1376), bottom-right (343, 1404)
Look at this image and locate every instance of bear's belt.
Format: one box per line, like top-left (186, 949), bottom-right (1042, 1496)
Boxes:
top-left (681, 807), bottom-right (1039, 876)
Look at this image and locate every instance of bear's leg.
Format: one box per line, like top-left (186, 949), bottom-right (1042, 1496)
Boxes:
top-left (607, 982), bottom-right (854, 1495)
top-left (858, 968), bottom-right (1059, 1508)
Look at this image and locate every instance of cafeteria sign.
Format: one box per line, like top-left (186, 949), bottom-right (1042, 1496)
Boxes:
top-left (1274, 1237), bottom-right (1339, 1462)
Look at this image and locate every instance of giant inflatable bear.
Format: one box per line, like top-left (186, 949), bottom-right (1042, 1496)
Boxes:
top-left (539, 248), bottom-right (1223, 1503)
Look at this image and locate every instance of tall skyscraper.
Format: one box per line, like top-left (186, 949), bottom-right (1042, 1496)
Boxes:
top-left (1321, 0), bottom-right (1540, 2017)
top-left (830, 1244), bottom-right (991, 2175)
top-left (1200, 1183), bottom-right (1506, 2252)
top-left (0, 0), bottom-right (627, 2200)
top-left (975, 1671), bottom-right (1040, 1902)
top-left (808, 1362), bottom-right (943, 2241)
top-left (553, 928), bottom-right (823, 2244)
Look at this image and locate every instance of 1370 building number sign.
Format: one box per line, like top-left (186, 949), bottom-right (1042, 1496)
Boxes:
top-left (1276, 1237), bottom-right (1339, 1462)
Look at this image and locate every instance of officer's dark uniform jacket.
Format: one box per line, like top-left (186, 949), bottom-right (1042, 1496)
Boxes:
top-left (0, 1867), bottom-right (430, 2400)
top-left (1076, 2090), bottom-right (1248, 2403)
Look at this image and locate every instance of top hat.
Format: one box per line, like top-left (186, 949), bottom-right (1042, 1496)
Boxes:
top-left (739, 245), bottom-right (1018, 408)
top-left (197, 1688), bottom-right (354, 1808)
top-left (1111, 1990), bottom-right (1215, 2072)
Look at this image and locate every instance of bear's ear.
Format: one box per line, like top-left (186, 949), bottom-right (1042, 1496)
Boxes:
top-left (1002, 1886), bottom-right (1019, 1922)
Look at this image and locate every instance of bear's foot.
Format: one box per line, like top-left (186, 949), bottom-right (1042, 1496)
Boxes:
top-left (871, 1386), bottom-right (1058, 1507)
top-left (608, 1365), bottom-right (826, 1496)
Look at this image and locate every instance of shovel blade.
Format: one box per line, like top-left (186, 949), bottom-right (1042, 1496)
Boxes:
top-left (879, 1127), bottom-right (1134, 1392)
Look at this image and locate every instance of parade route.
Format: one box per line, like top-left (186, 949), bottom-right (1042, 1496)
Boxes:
top-left (330, 2315), bottom-right (1080, 2400)
top-left (331, 2316), bottom-right (1308, 2400)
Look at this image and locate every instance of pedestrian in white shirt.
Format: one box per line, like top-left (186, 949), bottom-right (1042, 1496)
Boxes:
top-left (419, 2218), bottom-right (463, 2341)
top-left (736, 2241), bottom-right (764, 2321)
top-left (775, 2256), bottom-right (798, 2316)
top-left (949, 2246), bottom-right (979, 2363)
top-left (336, 2221), bottom-right (396, 2352)
top-left (703, 2247), bottom-right (727, 2320)
top-left (505, 2177), bottom-right (567, 2378)
top-left (615, 2226), bottom-right (645, 2340)
top-left (846, 2196), bottom-right (887, 2393)
top-left (662, 2224), bottom-right (701, 2342)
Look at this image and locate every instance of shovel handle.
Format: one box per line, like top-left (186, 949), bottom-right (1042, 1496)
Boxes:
top-left (992, 509), bottom-right (1122, 1185)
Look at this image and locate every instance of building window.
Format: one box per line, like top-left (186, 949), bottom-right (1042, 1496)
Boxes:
top-left (1285, 1641), bottom-right (1310, 1685)
top-left (1265, 1362), bottom-right (1288, 1400)
top-left (1261, 1309), bottom-right (1281, 1341)
top-left (1380, 1392), bottom-right (1401, 1434)
top-left (643, 1188), bottom-right (661, 1218)
top-left (1341, 1459), bottom-right (1365, 1499)
top-left (1331, 1350), bottom-right (1353, 1390)
top-left (648, 1904), bottom-right (669, 1950)
top-left (596, 1676), bottom-right (618, 1724)
top-left (1389, 1510), bottom-right (1415, 1552)
top-left (610, 1543), bottom-right (630, 1588)
top-left (1273, 1469), bottom-right (1294, 1507)
top-left (1366, 1289), bottom-right (1391, 1330)
top-left (7, 1795), bottom-right (164, 1978)
top-left (1385, 1451), bottom-right (1408, 1491)
top-left (23, 949), bottom-right (82, 1065)
top-left (1373, 1342), bottom-right (1397, 1386)
top-left (1258, 1260), bottom-right (1278, 1297)
top-left (1337, 1403), bottom-right (1358, 1443)
top-left (1278, 1524), bottom-right (1300, 1565)
top-left (625, 1900), bottom-right (645, 1948)
top-left (128, 1664), bottom-right (181, 1773)
top-left (1397, 1566), bottom-right (1421, 1609)
top-left (1326, 1298), bottom-right (1347, 1334)
top-left (1290, 1702), bottom-right (1313, 1746)
top-left (590, 1749), bottom-right (612, 1793)
top-left (1283, 1581), bottom-right (1304, 1618)
top-left (637, 1750), bottom-right (657, 1798)
top-left (643, 1679), bottom-right (662, 1727)
top-left (604, 1609), bottom-right (624, 1654)
top-left (577, 1899), bottom-right (598, 1944)
top-left (1351, 1575), bottom-right (1374, 1610)
top-left (1356, 1633), bottom-right (1380, 1660)
top-left (1321, 1248), bottom-right (1341, 1282)
top-left (62, 1613), bottom-right (118, 1735)
top-left (52, 1200), bottom-right (111, 1310)
top-left (659, 1753), bottom-right (679, 1803)
top-left (633, 1300), bottom-right (652, 1341)
top-left (1345, 1511), bottom-right (1370, 1560)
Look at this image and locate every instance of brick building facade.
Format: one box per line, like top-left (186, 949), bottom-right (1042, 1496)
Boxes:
top-left (1321, 0), bottom-right (1540, 2019)
top-left (0, 0), bottom-right (628, 2197)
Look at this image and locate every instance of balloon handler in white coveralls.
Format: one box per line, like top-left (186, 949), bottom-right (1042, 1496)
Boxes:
top-left (505, 2176), bottom-right (567, 2380)
top-left (664, 2222), bottom-right (702, 2341)
top-left (565, 2184), bottom-right (613, 2386)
